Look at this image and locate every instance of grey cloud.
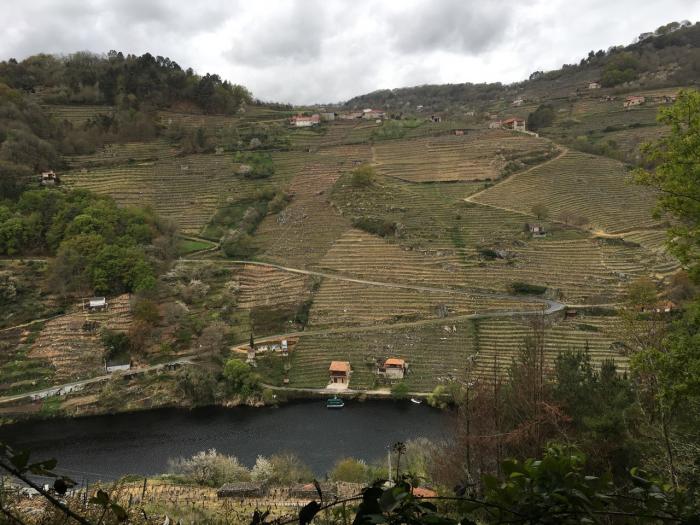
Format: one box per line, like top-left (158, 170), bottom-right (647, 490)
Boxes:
top-left (390, 0), bottom-right (513, 55)
top-left (226, 0), bottom-right (327, 67)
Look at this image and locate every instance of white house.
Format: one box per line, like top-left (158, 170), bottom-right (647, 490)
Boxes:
top-left (290, 114), bottom-right (320, 127)
top-left (85, 297), bottom-right (108, 311)
top-left (588, 82), bottom-right (601, 90)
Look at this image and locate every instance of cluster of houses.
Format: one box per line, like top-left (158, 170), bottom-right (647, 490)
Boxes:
top-left (246, 339), bottom-right (290, 364)
top-left (489, 117), bottom-right (527, 132)
top-left (289, 108), bottom-right (386, 127)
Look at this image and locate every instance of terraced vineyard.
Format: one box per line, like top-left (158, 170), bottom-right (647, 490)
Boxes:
top-left (255, 163), bottom-right (352, 267)
top-left (27, 295), bottom-right (133, 383)
top-left (236, 264), bottom-right (311, 309)
top-left (308, 279), bottom-right (541, 328)
top-left (66, 139), bottom-right (179, 168)
top-left (42, 104), bottom-right (115, 125)
top-left (63, 153), bottom-right (291, 234)
top-left (288, 319), bottom-right (478, 390)
top-left (317, 229), bottom-right (465, 288)
top-left (471, 150), bottom-right (661, 233)
top-left (471, 314), bottom-right (629, 379)
top-left (373, 131), bottom-right (555, 182)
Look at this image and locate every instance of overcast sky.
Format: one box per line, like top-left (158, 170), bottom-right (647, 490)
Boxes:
top-left (2, 0), bottom-right (699, 104)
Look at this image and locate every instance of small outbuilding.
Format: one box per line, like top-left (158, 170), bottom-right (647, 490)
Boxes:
top-left (383, 358), bottom-right (407, 380)
top-left (528, 224), bottom-right (546, 237)
top-left (217, 482), bottom-right (266, 499)
top-left (40, 171), bottom-right (59, 185)
top-left (329, 361), bottom-right (351, 385)
top-left (84, 297), bottom-right (108, 311)
top-left (588, 82), bottom-right (601, 90)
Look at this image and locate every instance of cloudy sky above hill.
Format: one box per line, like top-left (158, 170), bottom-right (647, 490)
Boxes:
top-left (2, 0), bottom-right (700, 104)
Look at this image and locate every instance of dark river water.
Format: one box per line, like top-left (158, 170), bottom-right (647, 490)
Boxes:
top-left (0, 401), bottom-right (453, 481)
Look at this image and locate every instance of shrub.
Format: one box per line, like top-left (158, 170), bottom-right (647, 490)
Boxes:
top-left (350, 164), bottom-right (376, 188)
top-left (391, 382), bottom-right (410, 399)
top-left (175, 366), bottom-right (217, 405)
top-left (168, 449), bottom-right (250, 486)
top-left (351, 216), bottom-right (397, 237)
top-left (234, 152), bottom-right (275, 179)
top-left (509, 282), bottom-right (548, 295)
top-left (331, 458), bottom-right (368, 483)
top-left (478, 248), bottom-right (499, 260)
top-left (100, 329), bottom-right (131, 361)
top-left (221, 230), bottom-right (256, 258)
top-left (267, 453), bottom-right (313, 485)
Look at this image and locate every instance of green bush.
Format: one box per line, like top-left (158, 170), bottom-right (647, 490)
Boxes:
top-left (352, 216), bottom-right (397, 237)
top-left (391, 382), bottom-right (410, 399)
top-left (235, 152), bottom-right (275, 179)
top-left (331, 458), bottom-right (368, 483)
top-left (509, 282), bottom-right (548, 295)
top-left (350, 164), bottom-right (376, 187)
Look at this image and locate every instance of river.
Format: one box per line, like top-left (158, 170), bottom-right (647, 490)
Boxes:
top-left (0, 400), bottom-right (453, 481)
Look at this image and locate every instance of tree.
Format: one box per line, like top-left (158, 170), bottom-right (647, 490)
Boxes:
top-left (350, 164), bottom-right (375, 187)
top-left (175, 366), bottom-right (217, 405)
top-left (626, 276), bottom-right (658, 309)
top-left (635, 89), bottom-right (700, 282)
top-left (391, 382), bottom-right (410, 399)
top-left (530, 204), bottom-right (549, 220)
top-left (222, 358), bottom-right (260, 397)
top-left (526, 104), bottom-right (555, 131)
top-left (631, 90), bottom-right (700, 485)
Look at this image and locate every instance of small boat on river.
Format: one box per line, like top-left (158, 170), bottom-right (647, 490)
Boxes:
top-left (410, 398), bottom-right (422, 405)
top-left (326, 396), bottom-right (345, 409)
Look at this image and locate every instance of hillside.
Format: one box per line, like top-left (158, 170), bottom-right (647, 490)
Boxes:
top-left (0, 34), bottom-right (695, 418)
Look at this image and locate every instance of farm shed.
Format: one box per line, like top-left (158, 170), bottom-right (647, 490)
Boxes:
top-left (84, 297), bottom-right (108, 311)
top-left (588, 82), bottom-right (601, 90)
top-left (382, 358), bottom-right (407, 380)
top-left (217, 482), bottom-right (266, 498)
top-left (329, 361), bottom-right (352, 384)
top-left (528, 224), bottom-right (546, 237)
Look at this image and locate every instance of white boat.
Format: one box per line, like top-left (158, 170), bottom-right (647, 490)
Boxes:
top-left (410, 398), bottom-right (422, 404)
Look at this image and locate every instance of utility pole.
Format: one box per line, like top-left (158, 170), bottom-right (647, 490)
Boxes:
top-left (387, 446), bottom-right (392, 484)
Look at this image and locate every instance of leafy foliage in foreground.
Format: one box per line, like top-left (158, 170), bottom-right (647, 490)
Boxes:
top-left (3, 441), bottom-right (699, 524)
